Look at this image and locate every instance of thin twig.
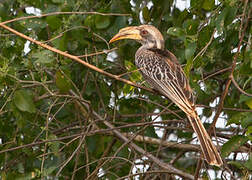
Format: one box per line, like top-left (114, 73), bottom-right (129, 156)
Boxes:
top-left (194, 159), bottom-right (203, 180)
top-left (201, 67), bottom-right (232, 82)
top-left (230, 74), bottom-right (252, 97)
top-left (193, 28), bottom-right (216, 62)
top-left (77, 47), bottom-right (117, 58)
top-left (0, 11), bottom-right (131, 25)
top-left (209, 0), bottom-right (250, 132)
top-left (69, 90), bottom-right (194, 179)
top-left (0, 23), bottom-right (154, 94)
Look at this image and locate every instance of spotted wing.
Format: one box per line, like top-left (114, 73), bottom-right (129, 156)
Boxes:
top-left (135, 48), bottom-right (223, 166)
top-left (135, 48), bottom-right (195, 114)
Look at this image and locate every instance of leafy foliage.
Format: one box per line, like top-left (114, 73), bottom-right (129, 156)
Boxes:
top-left (0, 0), bottom-right (251, 179)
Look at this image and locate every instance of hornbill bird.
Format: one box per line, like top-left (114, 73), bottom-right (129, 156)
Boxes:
top-left (109, 25), bottom-right (223, 166)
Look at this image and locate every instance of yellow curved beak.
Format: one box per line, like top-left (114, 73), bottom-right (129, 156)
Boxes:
top-left (109, 26), bottom-right (142, 43)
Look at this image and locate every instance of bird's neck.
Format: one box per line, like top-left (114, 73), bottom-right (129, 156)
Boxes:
top-left (141, 40), bottom-right (164, 50)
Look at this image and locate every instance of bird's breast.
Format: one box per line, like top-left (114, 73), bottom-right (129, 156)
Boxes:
top-left (135, 48), bottom-right (171, 81)
top-left (134, 47), bottom-right (195, 104)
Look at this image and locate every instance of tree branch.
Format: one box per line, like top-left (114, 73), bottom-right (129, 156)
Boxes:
top-left (0, 11), bottom-right (131, 25)
top-left (69, 91), bottom-right (194, 179)
top-left (0, 23), bottom-right (154, 94)
top-left (209, 0), bottom-right (250, 132)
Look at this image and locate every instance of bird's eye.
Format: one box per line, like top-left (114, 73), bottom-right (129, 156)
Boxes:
top-left (141, 30), bottom-right (148, 35)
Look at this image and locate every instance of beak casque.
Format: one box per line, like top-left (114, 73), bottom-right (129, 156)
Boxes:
top-left (109, 26), bottom-right (142, 43)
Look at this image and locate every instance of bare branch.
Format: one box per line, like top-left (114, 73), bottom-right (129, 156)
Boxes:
top-left (0, 23), bottom-right (154, 94)
top-left (209, 0), bottom-right (250, 132)
top-left (0, 11), bottom-right (131, 25)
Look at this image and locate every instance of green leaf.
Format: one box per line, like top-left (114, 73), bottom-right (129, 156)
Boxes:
top-left (185, 42), bottom-right (196, 60)
top-left (221, 135), bottom-right (248, 157)
top-left (0, 3), bottom-right (8, 20)
top-left (215, 7), bottom-right (237, 32)
top-left (14, 172), bottom-right (36, 180)
top-left (42, 166), bottom-right (57, 177)
top-left (184, 58), bottom-right (193, 77)
top-left (248, 50), bottom-right (252, 68)
top-left (125, 60), bottom-right (135, 70)
top-left (125, 60), bottom-right (142, 82)
top-left (46, 16), bottom-right (61, 30)
top-left (190, 0), bottom-right (204, 10)
top-left (243, 77), bottom-right (252, 89)
top-left (244, 153), bottom-right (252, 170)
top-left (13, 90), bottom-right (36, 113)
top-left (142, 6), bottom-right (150, 23)
top-left (32, 50), bottom-right (55, 65)
top-left (59, 33), bottom-right (67, 51)
top-left (17, 163), bottom-right (24, 173)
top-left (167, 27), bottom-right (186, 41)
top-left (247, 126), bottom-right (252, 137)
top-left (123, 84), bottom-right (135, 96)
top-left (86, 135), bottom-right (104, 156)
top-left (224, 7), bottom-right (237, 26)
top-left (245, 99), bottom-right (252, 109)
top-left (241, 114), bottom-right (252, 128)
top-left (227, 161), bottom-right (244, 170)
top-left (183, 19), bottom-right (199, 35)
top-left (95, 15), bottom-right (110, 29)
top-left (48, 134), bottom-right (60, 156)
top-left (193, 56), bottom-right (204, 69)
top-left (202, 0), bottom-right (215, 11)
top-left (52, 0), bottom-right (64, 3)
top-left (0, 55), bottom-right (8, 75)
top-left (239, 94), bottom-right (252, 103)
top-left (227, 112), bottom-right (245, 126)
top-left (198, 26), bottom-right (213, 48)
top-left (145, 126), bottom-right (158, 138)
top-left (84, 15), bottom-right (95, 27)
top-left (225, 0), bottom-right (238, 7)
top-left (21, 19), bottom-right (47, 30)
top-left (55, 70), bottom-right (72, 93)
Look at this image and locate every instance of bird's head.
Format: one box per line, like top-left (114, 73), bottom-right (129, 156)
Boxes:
top-left (109, 25), bottom-right (164, 49)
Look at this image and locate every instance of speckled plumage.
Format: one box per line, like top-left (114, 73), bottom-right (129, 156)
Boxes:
top-left (135, 47), bottom-right (194, 110)
top-left (110, 25), bottom-right (223, 166)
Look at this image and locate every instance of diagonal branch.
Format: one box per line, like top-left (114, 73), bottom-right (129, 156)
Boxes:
top-left (230, 74), bottom-right (252, 97)
top-left (0, 11), bottom-right (131, 25)
top-left (68, 90), bottom-right (194, 179)
top-left (209, 0), bottom-right (250, 132)
top-left (0, 23), bottom-right (154, 94)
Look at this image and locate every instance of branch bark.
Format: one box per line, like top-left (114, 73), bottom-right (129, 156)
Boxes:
top-left (69, 90), bottom-right (194, 179)
top-left (0, 23), bottom-right (154, 94)
top-left (209, 0), bottom-right (251, 132)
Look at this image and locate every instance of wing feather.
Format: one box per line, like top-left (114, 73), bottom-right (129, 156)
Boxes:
top-left (136, 48), bottom-right (194, 114)
top-left (135, 47), bottom-right (223, 166)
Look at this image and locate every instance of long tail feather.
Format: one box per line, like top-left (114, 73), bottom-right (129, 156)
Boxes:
top-left (187, 115), bottom-right (223, 166)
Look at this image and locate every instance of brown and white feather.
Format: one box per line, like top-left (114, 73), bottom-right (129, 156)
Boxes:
top-left (110, 24), bottom-right (223, 166)
top-left (135, 46), bottom-right (222, 166)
